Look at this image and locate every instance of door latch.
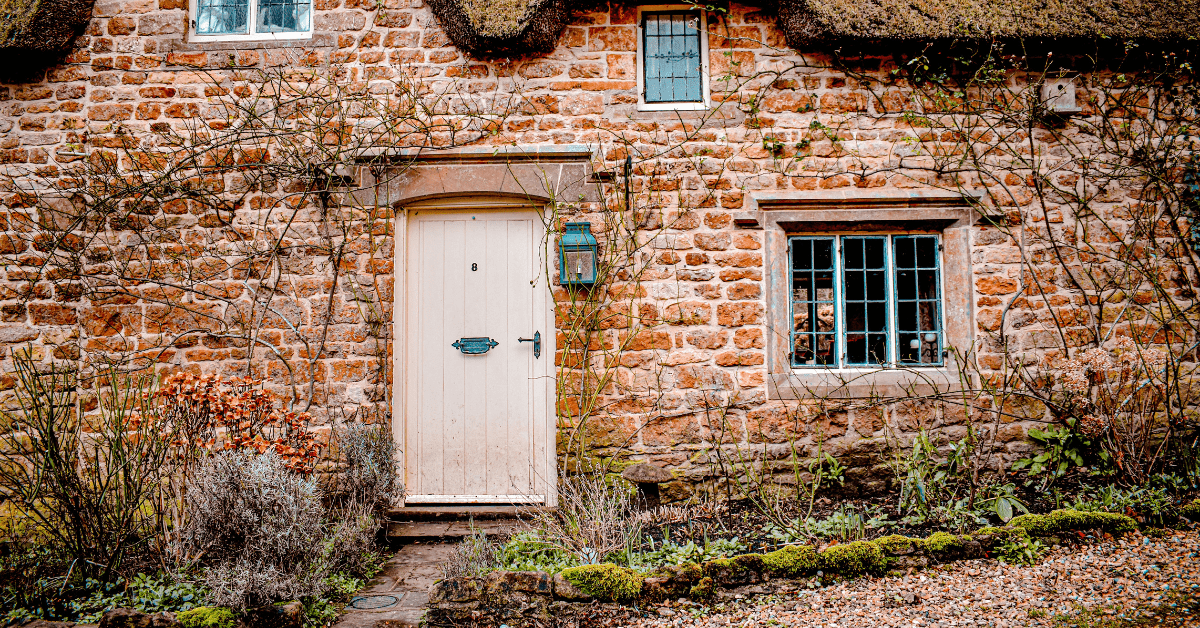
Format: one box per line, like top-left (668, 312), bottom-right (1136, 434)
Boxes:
top-left (518, 331), bottom-right (541, 359)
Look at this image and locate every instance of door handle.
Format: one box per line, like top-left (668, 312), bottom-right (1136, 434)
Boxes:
top-left (452, 337), bottom-right (498, 355)
top-left (518, 331), bottom-right (541, 359)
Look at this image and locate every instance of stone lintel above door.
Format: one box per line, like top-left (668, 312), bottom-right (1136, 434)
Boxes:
top-left (347, 145), bottom-right (600, 209)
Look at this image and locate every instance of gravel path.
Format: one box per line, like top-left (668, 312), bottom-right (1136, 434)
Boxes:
top-left (627, 529), bottom-right (1200, 628)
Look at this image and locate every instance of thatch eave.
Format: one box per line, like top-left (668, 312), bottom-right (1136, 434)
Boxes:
top-left (0, 0), bottom-right (95, 55)
top-left (429, 0), bottom-right (1198, 58)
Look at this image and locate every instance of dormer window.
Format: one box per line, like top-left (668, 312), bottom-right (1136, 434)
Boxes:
top-left (637, 6), bottom-right (710, 111)
top-left (192, 0), bottom-right (311, 40)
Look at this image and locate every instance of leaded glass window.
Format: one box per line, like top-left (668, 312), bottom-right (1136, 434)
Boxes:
top-left (789, 234), bottom-right (944, 368)
top-left (642, 11), bottom-right (703, 104)
top-left (197, 0), bottom-right (248, 35)
top-left (195, 0), bottom-right (309, 37)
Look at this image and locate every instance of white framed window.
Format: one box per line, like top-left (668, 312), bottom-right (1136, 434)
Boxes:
top-left (789, 234), bottom-right (945, 369)
top-left (635, 5), bottom-right (710, 111)
top-left (189, 0), bottom-right (312, 41)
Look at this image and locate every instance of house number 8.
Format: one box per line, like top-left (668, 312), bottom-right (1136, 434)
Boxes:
top-left (471, 263), bottom-right (478, 271)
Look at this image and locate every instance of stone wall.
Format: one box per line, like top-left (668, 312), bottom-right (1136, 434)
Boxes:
top-left (0, 1), bottom-right (1159, 495)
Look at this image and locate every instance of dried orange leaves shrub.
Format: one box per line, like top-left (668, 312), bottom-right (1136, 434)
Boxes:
top-left (152, 372), bottom-right (322, 473)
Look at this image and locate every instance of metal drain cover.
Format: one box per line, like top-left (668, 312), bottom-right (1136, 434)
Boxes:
top-left (348, 594), bottom-right (400, 610)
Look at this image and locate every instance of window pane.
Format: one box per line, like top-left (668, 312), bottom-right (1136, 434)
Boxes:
top-left (197, 0), bottom-right (248, 34)
top-left (257, 0), bottom-right (311, 32)
top-left (843, 236), bottom-right (888, 366)
top-left (643, 12), bottom-right (703, 103)
top-left (895, 235), bottom-right (943, 365)
top-left (790, 238), bottom-right (836, 367)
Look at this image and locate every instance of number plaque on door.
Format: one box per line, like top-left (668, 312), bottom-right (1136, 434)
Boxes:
top-left (451, 337), bottom-right (499, 355)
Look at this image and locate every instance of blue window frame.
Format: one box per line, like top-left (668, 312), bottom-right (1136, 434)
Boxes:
top-left (789, 234), bottom-right (944, 368)
top-left (642, 11), bottom-right (703, 104)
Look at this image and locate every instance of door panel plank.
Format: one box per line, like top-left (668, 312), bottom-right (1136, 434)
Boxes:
top-left (509, 218), bottom-right (533, 493)
top-left (417, 219), bottom-right (445, 496)
top-left (462, 219), bottom-right (488, 495)
top-left (441, 219), bottom-right (467, 495)
top-left (484, 219), bottom-right (510, 495)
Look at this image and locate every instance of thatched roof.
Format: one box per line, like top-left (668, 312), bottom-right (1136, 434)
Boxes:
top-left (0, 0), bottom-right (94, 55)
top-left (427, 0), bottom-right (572, 57)
top-left (429, 0), bottom-right (1197, 57)
top-left (778, 0), bottom-right (1200, 46)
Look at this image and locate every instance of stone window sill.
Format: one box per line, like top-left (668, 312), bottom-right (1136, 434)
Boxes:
top-left (768, 367), bottom-right (964, 399)
top-left (172, 32), bottom-right (334, 52)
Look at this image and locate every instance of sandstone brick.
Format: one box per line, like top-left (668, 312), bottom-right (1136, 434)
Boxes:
top-left (977, 275), bottom-right (1019, 295)
top-left (714, 350), bottom-right (763, 366)
top-left (108, 16), bottom-right (137, 35)
top-left (716, 302), bottom-right (763, 327)
top-left (694, 232), bottom-right (730, 251)
top-left (88, 104), bottom-right (133, 120)
top-left (588, 26), bottom-right (635, 52)
top-left (675, 365), bottom-right (734, 390)
top-left (30, 303), bottom-right (77, 325)
top-left (607, 53), bottom-right (634, 79)
top-left (685, 329), bottom-right (728, 349)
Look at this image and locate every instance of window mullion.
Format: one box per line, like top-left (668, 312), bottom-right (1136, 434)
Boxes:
top-left (835, 235), bottom-right (844, 369)
top-left (886, 236), bottom-right (896, 368)
top-left (248, 0), bottom-right (257, 34)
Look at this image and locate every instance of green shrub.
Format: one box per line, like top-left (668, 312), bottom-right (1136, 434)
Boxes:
top-left (1180, 499), bottom-right (1200, 522)
top-left (817, 541), bottom-right (886, 577)
top-left (178, 606), bottom-right (236, 628)
top-left (761, 545), bottom-right (819, 577)
top-left (560, 564), bottom-right (643, 603)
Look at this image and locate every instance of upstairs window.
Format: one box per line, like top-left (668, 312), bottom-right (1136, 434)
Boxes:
top-left (637, 8), bottom-right (709, 111)
top-left (790, 235), bottom-right (944, 369)
top-left (192, 0), bottom-right (311, 40)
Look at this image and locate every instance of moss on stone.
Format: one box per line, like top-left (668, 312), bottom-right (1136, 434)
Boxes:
top-left (761, 544), bottom-right (820, 577)
top-left (921, 531), bottom-right (966, 553)
top-left (817, 541), bottom-right (886, 577)
top-left (973, 526), bottom-right (1030, 549)
top-left (874, 535), bottom-right (919, 555)
top-left (178, 607), bottom-right (236, 628)
top-left (1010, 509), bottom-right (1136, 536)
top-left (1180, 499), bottom-right (1200, 522)
top-left (560, 564), bottom-right (643, 603)
top-left (689, 576), bottom-right (714, 599)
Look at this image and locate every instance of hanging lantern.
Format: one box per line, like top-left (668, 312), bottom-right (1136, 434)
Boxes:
top-left (559, 222), bottom-right (598, 286)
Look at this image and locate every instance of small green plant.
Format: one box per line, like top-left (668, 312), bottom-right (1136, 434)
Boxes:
top-left (1012, 422), bottom-right (1106, 490)
top-left (628, 534), bottom-right (746, 571)
top-left (1071, 485), bottom-right (1175, 525)
top-left (71, 574), bottom-right (207, 623)
top-left (763, 504), bottom-right (890, 544)
top-left (996, 534), bottom-right (1046, 566)
top-left (301, 598), bottom-right (338, 628)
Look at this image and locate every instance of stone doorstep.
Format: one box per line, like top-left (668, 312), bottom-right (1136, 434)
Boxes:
top-left (386, 518), bottom-right (520, 539)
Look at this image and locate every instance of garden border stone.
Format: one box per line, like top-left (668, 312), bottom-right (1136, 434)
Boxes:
top-left (425, 509), bottom-right (1139, 627)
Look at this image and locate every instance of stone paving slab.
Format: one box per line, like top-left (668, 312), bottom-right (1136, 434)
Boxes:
top-left (333, 540), bottom-right (454, 628)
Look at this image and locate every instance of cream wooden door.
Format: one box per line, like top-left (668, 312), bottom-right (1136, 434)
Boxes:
top-left (403, 207), bottom-right (553, 504)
